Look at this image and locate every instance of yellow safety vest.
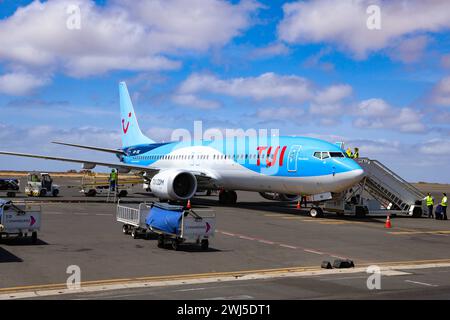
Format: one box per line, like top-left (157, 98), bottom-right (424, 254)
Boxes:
top-left (426, 196), bottom-right (433, 206)
top-left (354, 151), bottom-right (359, 159)
top-left (442, 196), bottom-right (448, 207)
top-left (346, 149), bottom-right (353, 158)
top-left (110, 172), bottom-right (118, 181)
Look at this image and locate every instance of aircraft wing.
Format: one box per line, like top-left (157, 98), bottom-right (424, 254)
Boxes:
top-left (52, 141), bottom-right (126, 155)
top-left (0, 151), bottom-right (158, 175)
top-left (0, 151), bottom-right (215, 186)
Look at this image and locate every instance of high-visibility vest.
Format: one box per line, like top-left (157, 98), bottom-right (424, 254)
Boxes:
top-left (354, 151), bottom-right (359, 158)
top-left (110, 172), bottom-right (118, 181)
top-left (426, 196), bottom-right (434, 206)
top-left (346, 149), bottom-right (353, 158)
top-left (442, 196), bottom-right (448, 207)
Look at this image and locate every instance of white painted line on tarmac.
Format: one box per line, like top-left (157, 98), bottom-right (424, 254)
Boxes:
top-left (404, 280), bottom-right (438, 287)
top-left (304, 249), bottom-right (324, 255)
top-left (258, 240), bottom-right (275, 245)
top-left (279, 244), bottom-right (297, 249)
top-left (239, 235), bottom-right (255, 241)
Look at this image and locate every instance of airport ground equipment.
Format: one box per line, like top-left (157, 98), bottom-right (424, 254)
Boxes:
top-left (116, 202), bottom-right (215, 250)
top-left (80, 173), bottom-right (139, 197)
top-left (0, 199), bottom-right (41, 244)
top-left (318, 158), bottom-right (425, 217)
top-left (0, 179), bottom-right (20, 197)
top-left (25, 172), bottom-right (59, 197)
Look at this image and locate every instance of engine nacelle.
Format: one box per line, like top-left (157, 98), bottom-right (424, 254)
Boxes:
top-left (150, 170), bottom-right (197, 201)
top-left (259, 192), bottom-right (299, 202)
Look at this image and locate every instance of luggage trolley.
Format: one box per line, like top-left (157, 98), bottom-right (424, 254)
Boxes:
top-left (116, 201), bottom-right (151, 239)
top-left (0, 199), bottom-right (41, 244)
top-left (116, 201), bottom-right (216, 250)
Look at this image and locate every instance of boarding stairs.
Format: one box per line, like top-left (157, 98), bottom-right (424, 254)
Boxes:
top-left (356, 158), bottom-right (425, 216)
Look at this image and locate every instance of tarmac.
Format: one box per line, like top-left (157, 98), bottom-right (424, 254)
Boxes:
top-left (0, 176), bottom-right (450, 300)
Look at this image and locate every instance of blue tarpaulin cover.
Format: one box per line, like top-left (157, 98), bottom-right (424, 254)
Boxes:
top-left (145, 203), bottom-right (184, 235)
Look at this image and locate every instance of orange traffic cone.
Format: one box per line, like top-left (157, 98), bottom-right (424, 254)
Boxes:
top-left (187, 199), bottom-right (191, 209)
top-left (385, 215), bottom-right (392, 228)
top-left (296, 200), bottom-right (301, 209)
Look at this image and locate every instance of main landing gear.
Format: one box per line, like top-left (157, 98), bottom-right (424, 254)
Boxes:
top-left (219, 190), bottom-right (237, 205)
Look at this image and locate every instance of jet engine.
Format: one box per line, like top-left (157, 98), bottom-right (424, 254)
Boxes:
top-left (259, 192), bottom-right (300, 202)
top-left (150, 170), bottom-right (197, 201)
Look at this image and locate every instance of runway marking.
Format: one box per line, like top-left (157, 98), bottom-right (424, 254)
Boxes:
top-left (43, 212), bottom-right (63, 215)
top-left (279, 244), bottom-right (297, 249)
top-left (239, 235), bottom-right (255, 241)
top-left (258, 240), bottom-right (275, 245)
top-left (216, 229), bottom-right (344, 257)
top-left (304, 249), bottom-right (324, 255)
top-left (2, 260), bottom-right (450, 300)
top-left (219, 231), bottom-right (236, 237)
top-left (73, 213), bottom-right (89, 216)
top-left (404, 280), bottom-right (438, 287)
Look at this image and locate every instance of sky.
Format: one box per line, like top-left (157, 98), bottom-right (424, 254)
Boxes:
top-left (0, 0), bottom-right (449, 183)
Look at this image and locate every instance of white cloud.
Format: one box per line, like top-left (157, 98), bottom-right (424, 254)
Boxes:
top-left (278, 0), bottom-right (450, 59)
top-left (314, 84), bottom-right (352, 104)
top-left (256, 107), bottom-right (304, 120)
top-left (387, 35), bottom-right (429, 64)
top-left (0, 0), bottom-right (259, 87)
top-left (353, 99), bottom-right (425, 133)
top-left (419, 139), bottom-right (450, 155)
top-left (250, 43), bottom-right (290, 58)
top-left (177, 72), bottom-right (352, 105)
top-left (431, 76), bottom-right (450, 106)
top-left (0, 72), bottom-right (49, 95)
top-left (172, 94), bottom-right (220, 109)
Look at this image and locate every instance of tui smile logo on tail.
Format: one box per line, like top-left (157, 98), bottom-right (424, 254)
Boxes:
top-left (122, 112), bottom-right (131, 134)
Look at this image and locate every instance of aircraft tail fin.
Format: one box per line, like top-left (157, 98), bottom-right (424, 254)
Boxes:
top-left (119, 82), bottom-right (154, 148)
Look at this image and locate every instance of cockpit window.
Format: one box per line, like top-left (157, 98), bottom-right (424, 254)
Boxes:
top-left (314, 151), bottom-right (344, 159)
top-left (321, 152), bottom-right (330, 159)
top-left (329, 152), bottom-right (345, 158)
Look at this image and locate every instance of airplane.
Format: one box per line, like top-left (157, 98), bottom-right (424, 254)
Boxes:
top-left (0, 82), bottom-right (364, 217)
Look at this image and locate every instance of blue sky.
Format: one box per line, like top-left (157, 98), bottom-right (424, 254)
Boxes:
top-left (0, 0), bottom-right (449, 182)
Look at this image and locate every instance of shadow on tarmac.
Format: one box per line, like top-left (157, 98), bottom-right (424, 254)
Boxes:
top-left (0, 247), bottom-right (23, 263)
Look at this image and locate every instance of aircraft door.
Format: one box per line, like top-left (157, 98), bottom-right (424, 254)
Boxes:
top-left (287, 145), bottom-right (302, 172)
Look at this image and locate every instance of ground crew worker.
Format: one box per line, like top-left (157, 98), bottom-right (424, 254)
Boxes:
top-left (424, 193), bottom-right (434, 219)
top-left (346, 147), bottom-right (353, 158)
top-left (353, 147), bottom-right (359, 159)
top-left (442, 193), bottom-right (448, 220)
top-left (109, 169), bottom-right (118, 192)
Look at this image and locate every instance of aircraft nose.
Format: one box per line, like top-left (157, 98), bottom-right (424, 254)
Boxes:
top-left (348, 168), bottom-right (365, 185)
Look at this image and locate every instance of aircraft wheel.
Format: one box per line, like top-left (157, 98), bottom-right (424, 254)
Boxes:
top-left (309, 207), bottom-right (323, 218)
top-left (219, 191), bottom-right (237, 205)
top-left (157, 235), bottom-right (165, 248)
top-left (172, 239), bottom-right (180, 251)
top-left (31, 232), bottom-right (38, 244)
top-left (201, 239), bottom-right (209, 251)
